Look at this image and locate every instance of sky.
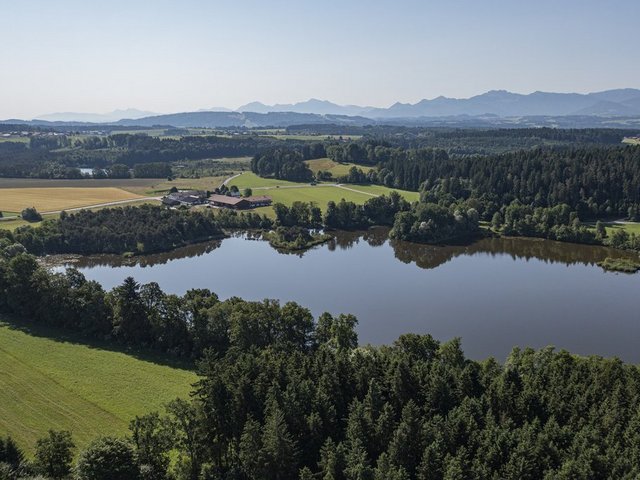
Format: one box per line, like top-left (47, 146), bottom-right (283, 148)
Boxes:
top-left (1, 0), bottom-right (639, 119)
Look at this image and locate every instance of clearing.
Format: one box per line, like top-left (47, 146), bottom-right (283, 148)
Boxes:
top-left (304, 158), bottom-right (374, 177)
top-left (0, 187), bottom-right (144, 213)
top-left (0, 320), bottom-right (197, 453)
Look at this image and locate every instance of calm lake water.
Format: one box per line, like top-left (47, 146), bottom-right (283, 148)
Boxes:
top-left (58, 229), bottom-right (640, 362)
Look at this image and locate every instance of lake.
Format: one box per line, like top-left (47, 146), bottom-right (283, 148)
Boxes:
top-left (57, 229), bottom-right (640, 362)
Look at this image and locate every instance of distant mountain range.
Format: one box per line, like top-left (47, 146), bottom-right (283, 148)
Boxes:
top-left (5, 89), bottom-right (640, 129)
top-left (35, 108), bottom-right (158, 123)
top-left (236, 89), bottom-right (640, 117)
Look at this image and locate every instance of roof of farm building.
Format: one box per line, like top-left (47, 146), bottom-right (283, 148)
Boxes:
top-left (209, 194), bottom-right (246, 206)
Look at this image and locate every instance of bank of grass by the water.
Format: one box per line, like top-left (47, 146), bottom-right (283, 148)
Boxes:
top-left (597, 257), bottom-right (640, 273)
top-left (0, 318), bottom-right (198, 454)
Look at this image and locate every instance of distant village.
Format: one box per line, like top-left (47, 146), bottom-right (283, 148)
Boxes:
top-left (162, 188), bottom-right (272, 210)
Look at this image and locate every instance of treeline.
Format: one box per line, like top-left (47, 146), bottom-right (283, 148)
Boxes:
top-left (383, 127), bottom-right (636, 156)
top-left (0, 133), bottom-right (312, 178)
top-left (11, 206), bottom-right (224, 255)
top-left (3, 244), bottom-right (640, 478)
top-left (491, 202), bottom-right (599, 245)
top-left (327, 143), bottom-right (640, 219)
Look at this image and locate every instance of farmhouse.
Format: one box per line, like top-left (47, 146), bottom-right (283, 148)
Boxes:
top-left (162, 190), bottom-right (206, 207)
top-left (209, 194), bottom-right (272, 210)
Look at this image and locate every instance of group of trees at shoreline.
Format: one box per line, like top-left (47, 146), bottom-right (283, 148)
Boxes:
top-left (12, 206), bottom-right (225, 255)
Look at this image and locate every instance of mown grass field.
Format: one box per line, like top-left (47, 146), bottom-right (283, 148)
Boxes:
top-left (339, 184), bottom-right (420, 202)
top-left (137, 176), bottom-right (229, 195)
top-left (605, 222), bottom-right (640, 235)
top-left (304, 158), bottom-right (374, 177)
top-left (0, 136), bottom-right (30, 143)
top-left (622, 137), bottom-right (640, 145)
top-left (228, 172), bottom-right (302, 190)
top-left (0, 320), bottom-right (197, 453)
top-left (226, 172), bottom-right (420, 212)
top-left (0, 187), bottom-right (143, 213)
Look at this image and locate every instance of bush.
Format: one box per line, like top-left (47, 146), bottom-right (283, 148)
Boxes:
top-left (76, 437), bottom-right (139, 480)
top-left (20, 207), bottom-right (42, 223)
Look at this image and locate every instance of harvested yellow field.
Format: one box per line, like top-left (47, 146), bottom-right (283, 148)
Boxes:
top-left (0, 187), bottom-right (144, 213)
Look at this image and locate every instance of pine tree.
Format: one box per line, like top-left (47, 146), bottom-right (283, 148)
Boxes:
top-left (373, 453), bottom-right (409, 480)
top-left (261, 405), bottom-right (299, 480)
top-left (239, 417), bottom-right (263, 479)
top-left (344, 438), bottom-right (373, 480)
top-left (318, 438), bottom-right (346, 480)
top-left (387, 401), bottom-right (423, 478)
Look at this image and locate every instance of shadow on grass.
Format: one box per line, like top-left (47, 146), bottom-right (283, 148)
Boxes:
top-left (0, 314), bottom-right (197, 373)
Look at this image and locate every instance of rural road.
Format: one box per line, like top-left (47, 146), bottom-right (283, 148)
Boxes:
top-left (222, 173), bottom-right (242, 186)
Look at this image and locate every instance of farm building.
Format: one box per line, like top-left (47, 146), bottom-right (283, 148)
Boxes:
top-left (162, 190), bottom-right (207, 207)
top-left (209, 194), bottom-right (272, 210)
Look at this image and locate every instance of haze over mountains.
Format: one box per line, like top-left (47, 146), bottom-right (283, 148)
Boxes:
top-left (236, 89), bottom-right (640, 117)
top-left (9, 89), bottom-right (640, 129)
top-left (36, 108), bottom-right (157, 123)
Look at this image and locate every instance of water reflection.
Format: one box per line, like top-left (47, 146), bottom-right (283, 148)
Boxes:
top-left (390, 235), bottom-right (638, 271)
top-left (58, 229), bottom-right (637, 273)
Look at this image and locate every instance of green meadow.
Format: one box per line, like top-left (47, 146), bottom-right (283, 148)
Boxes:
top-left (304, 158), bottom-right (374, 177)
top-left (227, 172), bottom-right (419, 212)
top-left (0, 320), bottom-right (198, 454)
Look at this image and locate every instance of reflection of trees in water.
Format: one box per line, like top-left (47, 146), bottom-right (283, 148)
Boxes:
top-left (66, 229), bottom-right (636, 271)
top-left (70, 240), bottom-right (224, 268)
top-left (391, 236), bottom-right (637, 270)
top-left (328, 227), bottom-right (390, 251)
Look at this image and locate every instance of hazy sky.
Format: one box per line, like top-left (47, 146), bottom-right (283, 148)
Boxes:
top-left (1, 0), bottom-right (639, 119)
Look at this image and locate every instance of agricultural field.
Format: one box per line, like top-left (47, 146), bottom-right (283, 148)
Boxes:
top-left (0, 200), bottom-right (163, 231)
top-left (0, 187), bottom-right (144, 213)
top-left (266, 134), bottom-right (362, 141)
top-left (227, 172), bottom-right (302, 190)
top-left (227, 172), bottom-right (420, 211)
top-left (622, 137), bottom-right (640, 145)
top-left (0, 320), bottom-right (197, 453)
top-left (584, 220), bottom-right (640, 237)
top-left (304, 158), bottom-right (374, 177)
top-left (0, 136), bottom-right (30, 143)
top-left (127, 176), bottom-right (229, 195)
top-left (0, 177), bottom-right (159, 190)
top-left (604, 221), bottom-right (640, 235)
top-left (336, 184), bottom-right (420, 202)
